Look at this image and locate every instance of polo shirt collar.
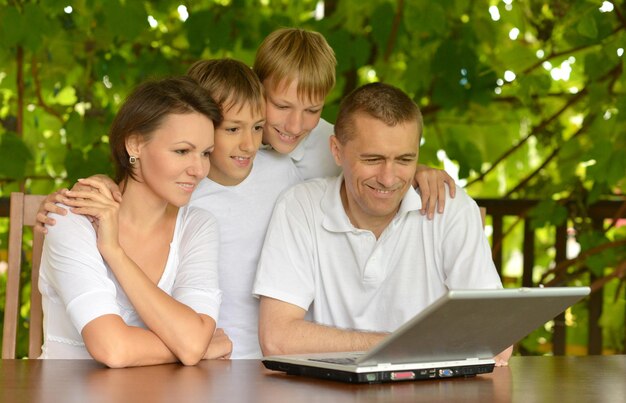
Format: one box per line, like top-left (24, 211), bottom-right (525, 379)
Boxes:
top-left (321, 175), bottom-right (423, 233)
top-left (289, 138), bottom-right (306, 162)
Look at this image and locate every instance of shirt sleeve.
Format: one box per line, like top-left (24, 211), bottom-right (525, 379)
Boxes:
top-left (41, 209), bottom-right (120, 333)
top-left (439, 190), bottom-right (503, 290)
top-left (172, 207), bottom-right (222, 322)
top-left (253, 188), bottom-right (317, 311)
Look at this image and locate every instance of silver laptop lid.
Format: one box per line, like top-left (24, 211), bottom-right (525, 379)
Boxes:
top-left (357, 287), bottom-right (590, 366)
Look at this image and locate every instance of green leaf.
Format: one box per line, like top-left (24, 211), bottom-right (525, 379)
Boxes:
top-left (0, 7), bottom-right (22, 47)
top-left (586, 137), bottom-right (620, 186)
top-left (403, 2), bottom-right (446, 35)
top-left (605, 152), bottom-right (626, 187)
top-left (102, 1), bottom-right (147, 41)
top-left (207, 11), bottom-right (234, 53)
top-left (21, 3), bottom-right (51, 51)
top-left (370, 2), bottom-right (394, 55)
top-left (0, 132), bottom-right (32, 179)
top-left (584, 51), bottom-right (616, 81)
top-left (586, 252), bottom-right (615, 277)
top-left (585, 181), bottom-right (606, 206)
top-left (577, 14), bottom-right (598, 39)
top-left (444, 135), bottom-right (483, 179)
top-left (64, 143), bottom-right (114, 185)
top-left (327, 29), bottom-right (371, 74)
top-left (64, 112), bottom-right (106, 149)
top-left (432, 77), bottom-right (465, 109)
top-left (599, 298), bottom-right (625, 351)
top-left (617, 91), bottom-right (626, 122)
top-left (53, 86), bottom-right (78, 106)
top-left (63, 148), bottom-right (85, 184)
top-left (528, 200), bottom-right (568, 229)
top-left (185, 9), bottom-right (215, 56)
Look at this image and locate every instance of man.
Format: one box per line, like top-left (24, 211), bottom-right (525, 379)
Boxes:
top-left (253, 82), bottom-right (510, 365)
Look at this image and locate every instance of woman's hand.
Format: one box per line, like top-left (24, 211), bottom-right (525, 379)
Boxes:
top-left (413, 165), bottom-right (456, 220)
top-left (35, 189), bottom-right (70, 234)
top-left (203, 328), bottom-right (233, 360)
top-left (34, 175), bottom-right (122, 234)
top-left (62, 178), bottom-right (122, 258)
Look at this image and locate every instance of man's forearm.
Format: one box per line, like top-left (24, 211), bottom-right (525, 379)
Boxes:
top-left (261, 318), bottom-right (388, 356)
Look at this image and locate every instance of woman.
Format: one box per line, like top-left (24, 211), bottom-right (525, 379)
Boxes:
top-left (38, 76), bottom-right (231, 367)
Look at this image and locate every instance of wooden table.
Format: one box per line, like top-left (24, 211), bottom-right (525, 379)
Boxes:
top-left (1, 356), bottom-right (624, 402)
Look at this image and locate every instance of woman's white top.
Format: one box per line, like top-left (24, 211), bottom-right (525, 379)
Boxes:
top-left (38, 205), bottom-right (221, 359)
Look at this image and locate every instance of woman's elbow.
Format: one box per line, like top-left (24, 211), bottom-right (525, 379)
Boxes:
top-left (176, 341), bottom-right (207, 366)
top-left (88, 343), bottom-right (132, 368)
top-left (175, 324), bottom-right (215, 365)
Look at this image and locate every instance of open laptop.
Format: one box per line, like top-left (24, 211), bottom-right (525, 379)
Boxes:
top-left (262, 287), bottom-right (590, 383)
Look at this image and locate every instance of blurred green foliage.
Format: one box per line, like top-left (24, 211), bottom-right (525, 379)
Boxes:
top-left (1, 0), bottom-right (625, 357)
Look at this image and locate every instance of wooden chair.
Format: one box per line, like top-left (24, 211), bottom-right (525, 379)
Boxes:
top-left (479, 207), bottom-right (487, 228)
top-left (2, 192), bottom-right (46, 359)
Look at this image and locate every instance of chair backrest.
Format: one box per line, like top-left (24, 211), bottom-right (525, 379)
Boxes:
top-left (2, 192), bottom-right (46, 359)
top-left (480, 207), bottom-right (487, 228)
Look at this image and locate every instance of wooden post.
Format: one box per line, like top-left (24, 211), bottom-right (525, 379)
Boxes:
top-left (522, 218), bottom-right (534, 288)
top-left (552, 224), bottom-right (568, 355)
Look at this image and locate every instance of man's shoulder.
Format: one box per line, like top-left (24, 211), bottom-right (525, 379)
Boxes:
top-left (412, 186), bottom-right (483, 230)
top-left (444, 186), bottom-right (476, 211)
top-left (414, 184), bottom-right (475, 210)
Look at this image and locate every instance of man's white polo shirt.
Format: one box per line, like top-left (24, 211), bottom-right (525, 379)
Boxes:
top-left (253, 175), bottom-right (502, 333)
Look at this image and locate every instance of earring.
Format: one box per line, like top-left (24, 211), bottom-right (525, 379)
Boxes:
top-left (129, 155), bottom-right (138, 165)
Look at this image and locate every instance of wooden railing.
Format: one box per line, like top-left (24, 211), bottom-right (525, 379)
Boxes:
top-left (476, 198), bottom-right (626, 355)
top-left (2, 196), bottom-right (625, 355)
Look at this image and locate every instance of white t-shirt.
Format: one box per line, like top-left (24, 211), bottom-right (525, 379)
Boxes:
top-left (190, 149), bottom-right (301, 358)
top-left (39, 205), bottom-right (221, 359)
top-left (288, 118), bottom-right (339, 180)
top-left (253, 176), bottom-right (502, 333)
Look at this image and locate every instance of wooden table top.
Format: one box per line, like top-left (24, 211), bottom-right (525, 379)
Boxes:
top-left (1, 355), bottom-right (625, 403)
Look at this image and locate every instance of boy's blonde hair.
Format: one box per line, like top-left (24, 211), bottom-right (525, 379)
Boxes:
top-left (187, 58), bottom-right (265, 115)
top-left (253, 28), bottom-right (336, 101)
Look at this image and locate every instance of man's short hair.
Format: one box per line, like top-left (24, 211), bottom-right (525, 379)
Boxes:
top-left (334, 82), bottom-right (423, 144)
top-left (253, 27), bottom-right (336, 101)
top-left (187, 58), bottom-right (265, 116)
